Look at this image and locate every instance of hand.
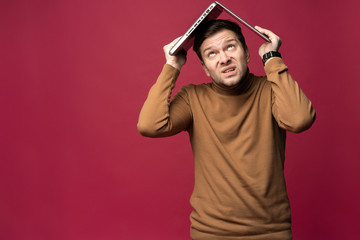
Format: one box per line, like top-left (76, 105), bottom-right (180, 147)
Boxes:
top-left (254, 26), bottom-right (282, 58)
top-left (163, 37), bottom-right (187, 71)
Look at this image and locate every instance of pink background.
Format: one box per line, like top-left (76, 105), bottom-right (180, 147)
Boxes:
top-left (1, 0), bottom-right (359, 239)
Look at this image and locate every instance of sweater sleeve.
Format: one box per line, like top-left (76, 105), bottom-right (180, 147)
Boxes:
top-left (265, 58), bottom-right (316, 133)
top-left (137, 64), bottom-right (192, 137)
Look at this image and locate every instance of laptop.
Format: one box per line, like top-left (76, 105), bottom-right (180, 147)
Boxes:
top-left (169, 1), bottom-right (271, 56)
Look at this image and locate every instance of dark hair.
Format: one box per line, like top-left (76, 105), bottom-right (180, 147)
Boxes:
top-left (193, 19), bottom-right (247, 61)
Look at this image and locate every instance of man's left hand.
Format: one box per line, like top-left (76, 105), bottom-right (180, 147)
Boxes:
top-left (255, 26), bottom-right (282, 57)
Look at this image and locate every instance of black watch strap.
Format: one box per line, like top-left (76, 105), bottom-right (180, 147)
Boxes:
top-left (262, 51), bottom-right (282, 65)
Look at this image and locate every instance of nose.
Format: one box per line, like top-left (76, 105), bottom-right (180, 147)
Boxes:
top-left (219, 51), bottom-right (231, 65)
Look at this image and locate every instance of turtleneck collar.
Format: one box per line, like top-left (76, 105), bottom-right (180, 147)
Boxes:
top-left (210, 69), bottom-right (253, 96)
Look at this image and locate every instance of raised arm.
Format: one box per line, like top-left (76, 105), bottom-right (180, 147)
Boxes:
top-left (255, 26), bottom-right (316, 133)
top-left (137, 38), bottom-right (192, 137)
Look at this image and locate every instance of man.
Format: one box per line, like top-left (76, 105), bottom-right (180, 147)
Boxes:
top-left (137, 20), bottom-right (316, 240)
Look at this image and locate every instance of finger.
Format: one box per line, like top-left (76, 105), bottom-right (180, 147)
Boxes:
top-left (255, 26), bottom-right (282, 48)
top-left (164, 36), bottom-right (183, 52)
top-left (255, 26), bottom-right (277, 39)
top-left (168, 36), bottom-right (182, 47)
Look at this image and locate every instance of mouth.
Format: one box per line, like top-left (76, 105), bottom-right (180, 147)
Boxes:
top-left (222, 66), bottom-right (237, 75)
top-left (223, 68), bottom-right (235, 73)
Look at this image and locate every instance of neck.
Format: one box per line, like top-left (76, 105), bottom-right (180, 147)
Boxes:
top-left (211, 69), bottom-right (252, 96)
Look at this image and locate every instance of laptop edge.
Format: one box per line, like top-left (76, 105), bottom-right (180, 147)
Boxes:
top-left (169, 1), bottom-right (270, 56)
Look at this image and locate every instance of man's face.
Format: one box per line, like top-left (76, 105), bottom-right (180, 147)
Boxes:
top-left (200, 29), bottom-right (250, 87)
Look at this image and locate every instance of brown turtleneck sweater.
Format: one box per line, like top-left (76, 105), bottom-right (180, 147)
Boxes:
top-left (137, 58), bottom-right (316, 240)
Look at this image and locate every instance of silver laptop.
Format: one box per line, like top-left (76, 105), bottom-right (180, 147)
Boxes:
top-left (169, 1), bottom-right (271, 56)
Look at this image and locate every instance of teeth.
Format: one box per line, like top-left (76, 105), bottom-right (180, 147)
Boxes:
top-left (225, 68), bottom-right (234, 73)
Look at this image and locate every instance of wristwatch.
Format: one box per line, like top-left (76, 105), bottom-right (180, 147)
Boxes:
top-left (262, 51), bottom-right (282, 65)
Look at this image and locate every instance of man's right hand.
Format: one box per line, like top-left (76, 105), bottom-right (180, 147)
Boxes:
top-left (163, 37), bottom-right (187, 71)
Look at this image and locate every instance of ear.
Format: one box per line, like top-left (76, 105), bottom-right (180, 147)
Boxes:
top-left (201, 62), bottom-right (211, 77)
top-left (245, 47), bottom-right (250, 63)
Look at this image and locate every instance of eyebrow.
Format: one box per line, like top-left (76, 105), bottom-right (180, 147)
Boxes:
top-left (202, 38), bottom-right (238, 54)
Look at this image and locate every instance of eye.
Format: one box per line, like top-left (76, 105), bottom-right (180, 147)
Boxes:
top-left (227, 45), bottom-right (235, 50)
top-left (208, 52), bottom-right (216, 57)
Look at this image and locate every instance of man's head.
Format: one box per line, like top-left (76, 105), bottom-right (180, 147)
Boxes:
top-left (193, 20), bottom-right (250, 87)
top-left (193, 20), bottom-right (247, 61)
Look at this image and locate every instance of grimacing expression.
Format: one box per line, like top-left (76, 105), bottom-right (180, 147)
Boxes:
top-left (200, 29), bottom-right (250, 87)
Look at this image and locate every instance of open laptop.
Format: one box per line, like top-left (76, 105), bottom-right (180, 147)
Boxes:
top-left (169, 1), bottom-right (271, 56)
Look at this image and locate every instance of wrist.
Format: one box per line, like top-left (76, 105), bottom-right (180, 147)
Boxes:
top-left (166, 61), bottom-right (182, 71)
top-left (262, 51), bottom-right (282, 65)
